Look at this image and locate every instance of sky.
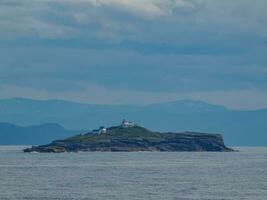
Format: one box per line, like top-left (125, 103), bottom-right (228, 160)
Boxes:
top-left (0, 0), bottom-right (267, 110)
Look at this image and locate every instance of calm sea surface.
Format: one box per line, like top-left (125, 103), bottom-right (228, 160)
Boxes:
top-left (0, 146), bottom-right (266, 200)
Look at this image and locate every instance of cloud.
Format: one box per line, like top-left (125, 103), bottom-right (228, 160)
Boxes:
top-left (1, 0), bottom-right (266, 42)
top-left (46, 0), bottom-right (195, 19)
top-left (0, 0), bottom-right (267, 109)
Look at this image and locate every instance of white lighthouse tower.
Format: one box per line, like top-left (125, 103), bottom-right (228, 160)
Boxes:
top-left (121, 119), bottom-right (135, 128)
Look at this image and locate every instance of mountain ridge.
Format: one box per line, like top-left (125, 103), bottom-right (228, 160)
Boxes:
top-left (0, 122), bottom-right (80, 145)
top-left (0, 97), bottom-right (266, 146)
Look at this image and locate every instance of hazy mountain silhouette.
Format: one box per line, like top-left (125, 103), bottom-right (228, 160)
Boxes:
top-left (0, 122), bottom-right (79, 145)
top-left (0, 98), bottom-right (266, 146)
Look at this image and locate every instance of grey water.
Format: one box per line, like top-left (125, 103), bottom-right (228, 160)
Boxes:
top-left (0, 146), bottom-right (266, 200)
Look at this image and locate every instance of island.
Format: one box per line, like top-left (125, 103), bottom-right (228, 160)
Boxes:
top-left (24, 120), bottom-right (234, 153)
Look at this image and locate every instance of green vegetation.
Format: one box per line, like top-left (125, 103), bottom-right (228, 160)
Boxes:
top-left (65, 126), bottom-right (160, 142)
top-left (24, 125), bottom-right (234, 153)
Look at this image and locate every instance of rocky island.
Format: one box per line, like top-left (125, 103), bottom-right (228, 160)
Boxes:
top-left (24, 120), bottom-right (234, 153)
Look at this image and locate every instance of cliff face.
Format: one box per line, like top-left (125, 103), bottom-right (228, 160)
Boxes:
top-left (24, 126), bottom-right (234, 153)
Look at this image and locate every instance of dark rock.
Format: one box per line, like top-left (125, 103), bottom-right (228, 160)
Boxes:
top-left (23, 126), bottom-right (234, 153)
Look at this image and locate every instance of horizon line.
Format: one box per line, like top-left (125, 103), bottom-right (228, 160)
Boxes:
top-left (1, 96), bottom-right (266, 111)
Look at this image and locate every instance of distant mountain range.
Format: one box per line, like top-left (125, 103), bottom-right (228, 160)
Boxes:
top-left (0, 98), bottom-right (266, 146)
top-left (0, 122), bottom-right (79, 145)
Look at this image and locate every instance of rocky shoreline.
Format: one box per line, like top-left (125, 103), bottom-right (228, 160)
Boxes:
top-left (24, 125), bottom-right (234, 153)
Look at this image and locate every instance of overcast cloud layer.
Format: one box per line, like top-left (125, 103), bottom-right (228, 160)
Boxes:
top-left (0, 0), bottom-right (267, 109)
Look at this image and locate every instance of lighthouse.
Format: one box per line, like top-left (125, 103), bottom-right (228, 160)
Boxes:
top-left (121, 119), bottom-right (135, 128)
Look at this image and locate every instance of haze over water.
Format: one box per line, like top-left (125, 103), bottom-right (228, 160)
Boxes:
top-left (0, 146), bottom-right (266, 200)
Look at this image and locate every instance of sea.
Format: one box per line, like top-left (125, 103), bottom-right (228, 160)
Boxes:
top-left (0, 146), bottom-right (266, 200)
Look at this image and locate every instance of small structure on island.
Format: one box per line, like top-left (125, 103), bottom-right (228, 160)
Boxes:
top-left (121, 119), bottom-right (136, 128)
top-left (99, 126), bottom-right (107, 134)
top-left (92, 120), bottom-right (136, 134)
top-left (92, 126), bottom-right (107, 134)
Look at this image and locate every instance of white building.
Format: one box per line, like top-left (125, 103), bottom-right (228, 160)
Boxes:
top-left (121, 119), bottom-right (136, 128)
top-left (99, 127), bottom-right (107, 134)
top-left (92, 126), bottom-right (107, 134)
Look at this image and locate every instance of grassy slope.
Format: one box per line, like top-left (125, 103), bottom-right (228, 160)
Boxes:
top-left (60, 126), bottom-right (162, 144)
